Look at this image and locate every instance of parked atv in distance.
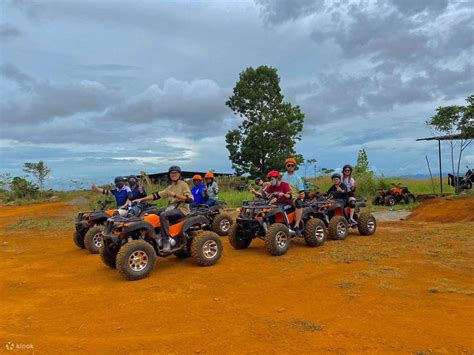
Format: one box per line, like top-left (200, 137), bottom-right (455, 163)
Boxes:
top-left (100, 203), bottom-right (223, 281)
top-left (190, 201), bottom-right (233, 236)
top-left (448, 166), bottom-right (473, 190)
top-left (315, 193), bottom-right (377, 240)
top-left (228, 193), bottom-right (327, 256)
top-left (372, 183), bottom-right (416, 206)
top-left (73, 199), bottom-right (115, 254)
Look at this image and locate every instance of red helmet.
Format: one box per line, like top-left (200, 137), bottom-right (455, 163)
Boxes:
top-left (266, 170), bottom-right (280, 179)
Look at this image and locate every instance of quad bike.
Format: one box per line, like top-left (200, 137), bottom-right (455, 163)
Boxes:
top-left (73, 199), bottom-right (115, 254)
top-left (228, 193), bottom-right (327, 256)
top-left (100, 203), bottom-right (223, 281)
top-left (315, 194), bottom-right (377, 240)
top-left (190, 201), bottom-right (233, 236)
top-left (448, 167), bottom-right (473, 190)
top-left (372, 183), bottom-right (416, 206)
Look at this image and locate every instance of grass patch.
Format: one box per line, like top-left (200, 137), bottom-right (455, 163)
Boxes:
top-left (9, 217), bottom-right (73, 231)
top-left (293, 320), bottom-right (323, 332)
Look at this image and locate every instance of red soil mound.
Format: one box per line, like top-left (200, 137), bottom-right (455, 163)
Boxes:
top-left (408, 197), bottom-right (474, 223)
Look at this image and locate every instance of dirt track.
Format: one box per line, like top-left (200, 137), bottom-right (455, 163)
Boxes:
top-left (1, 199), bottom-right (473, 353)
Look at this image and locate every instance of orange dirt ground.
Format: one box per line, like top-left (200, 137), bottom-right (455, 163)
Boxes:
top-left (0, 198), bottom-right (473, 354)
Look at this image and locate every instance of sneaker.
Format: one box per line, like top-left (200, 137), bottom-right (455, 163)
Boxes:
top-left (349, 218), bottom-right (357, 226)
top-left (162, 238), bottom-right (171, 252)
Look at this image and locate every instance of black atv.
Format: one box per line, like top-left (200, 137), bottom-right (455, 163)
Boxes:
top-left (190, 201), bottom-right (233, 236)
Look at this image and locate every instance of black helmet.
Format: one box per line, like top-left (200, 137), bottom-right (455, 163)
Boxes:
top-left (114, 176), bottom-right (126, 184)
top-left (331, 173), bottom-right (342, 180)
top-left (128, 175), bottom-right (138, 181)
top-left (168, 165), bottom-right (182, 173)
top-left (255, 177), bottom-right (262, 184)
top-left (342, 164), bottom-right (353, 172)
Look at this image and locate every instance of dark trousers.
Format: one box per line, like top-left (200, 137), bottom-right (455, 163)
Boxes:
top-left (160, 209), bottom-right (185, 239)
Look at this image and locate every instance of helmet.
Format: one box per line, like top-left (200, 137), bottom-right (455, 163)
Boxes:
top-left (342, 164), bottom-right (353, 172)
top-left (193, 174), bottom-right (202, 180)
top-left (331, 173), bottom-right (342, 180)
top-left (267, 170), bottom-right (280, 179)
top-left (114, 176), bottom-right (125, 184)
top-left (168, 165), bottom-right (181, 173)
top-left (128, 175), bottom-right (138, 181)
top-left (117, 207), bottom-right (128, 217)
top-left (285, 158), bottom-right (297, 166)
top-left (204, 172), bottom-right (215, 179)
top-left (255, 177), bottom-right (262, 184)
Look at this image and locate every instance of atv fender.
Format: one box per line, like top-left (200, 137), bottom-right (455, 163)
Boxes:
top-left (123, 221), bottom-right (156, 238)
top-left (181, 215), bottom-right (209, 236)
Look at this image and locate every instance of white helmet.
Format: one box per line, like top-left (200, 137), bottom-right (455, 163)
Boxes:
top-left (117, 208), bottom-right (128, 217)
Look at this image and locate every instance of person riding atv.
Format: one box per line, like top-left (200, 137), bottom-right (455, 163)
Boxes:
top-left (228, 171), bottom-right (327, 256)
top-left (100, 196), bottom-right (223, 281)
top-left (133, 165), bottom-right (194, 253)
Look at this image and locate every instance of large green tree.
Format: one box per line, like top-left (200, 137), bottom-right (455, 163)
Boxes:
top-left (225, 65), bottom-right (305, 177)
top-left (426, 95), bottom-right (473, 192)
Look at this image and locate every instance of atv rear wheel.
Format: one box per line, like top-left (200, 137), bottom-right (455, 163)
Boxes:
top-left (100, 240), bottom-right (118, 268)
top-left (73, 230), bottom-right (85, 249)
top-left (84, 225), bottom-right (104, 254)
top-left (228, 224), bottom-right (252, 249)
top-left (212, 213), bottom-right (233, 236)
top-left (265, 223), bottom-right (291, 256)
top-left (372, 197), bottom-right (382, 205)
top-left (191, 232), bottom-right (223, 266)
top-left (404, 194), bottom-right (416, 204)
top-left (384, 195), bottom-right (396, 206)
top-left (328, 216), bottom-right (348, 240)
top-left (116, 240), bottom-right (157, 281)
top-left (357, 212), bottom-right (377, 236)
top-left (303, 218), bottom-right (327, 247)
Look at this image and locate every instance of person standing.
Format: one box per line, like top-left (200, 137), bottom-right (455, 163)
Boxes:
top-left (281, 158), bottom-right (305, 236)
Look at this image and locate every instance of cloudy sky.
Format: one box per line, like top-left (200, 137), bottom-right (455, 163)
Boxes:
top-left (1, 0), bottom-right (473, 189)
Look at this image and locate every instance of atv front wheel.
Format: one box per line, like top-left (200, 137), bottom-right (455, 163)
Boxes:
top-left (212, 213), bottom-right (233, 236)
top-left (384, 195), bottom-right (396, 206)
top-left (100, 240), bottom-right (118, 268)
top-left (372, 197), bottom-right (382, 205)
top-left (228, 224), bottom-right (252, 249)
top-left (328, 216), bottom-right (348, 240)
top-left (116, 240), bottom-right (157, 281)
top-left (84, 225), bottom-right (104, 254)
top-left (303, 219), bottom-right (327, 247)
top-left (357, 212), bottom-right (377, 236)
top-left (73, 230), bottom-right (85, 249)
top-left (404, 194), bottom-right (416, 204)
top-left (191, 232), bottom-right (223, 266)
top-left (265, 223), bottom-right (291, 256)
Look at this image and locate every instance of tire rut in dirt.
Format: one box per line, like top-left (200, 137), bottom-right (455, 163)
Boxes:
top-left (303, 218), bottom-right (327, 247)
top-left (264, 223), bottom-right (291, 256)
top-left (116, 240), bottom-right (157, 281)
top-left (84, 225), bottom-right (104, 254)
top-left (191, 231), bottom-right (223, 266)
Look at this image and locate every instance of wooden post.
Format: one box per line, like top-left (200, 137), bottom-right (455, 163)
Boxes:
top-left (140, 171), bottom-right (152, 186)
top-left (438, 140), bottom-right (443, 194)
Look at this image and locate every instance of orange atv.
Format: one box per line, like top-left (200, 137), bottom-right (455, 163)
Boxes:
top-left (73, 200), bottom-right (115, 254)
top-left (100, 204), bottom-right (223, 281)
top-left (373, 183), bottom-right (416, 206)
top-left (317, 194), bottom-right (377, 240)
top-left (228, 193), bottom-right (327, 256)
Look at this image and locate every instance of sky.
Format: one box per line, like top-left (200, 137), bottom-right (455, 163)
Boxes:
top-left (0, 0), bottom-right (473, 189)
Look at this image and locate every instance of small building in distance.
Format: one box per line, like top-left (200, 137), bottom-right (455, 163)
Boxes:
top-left (139, 170), bottom-right (233, 185)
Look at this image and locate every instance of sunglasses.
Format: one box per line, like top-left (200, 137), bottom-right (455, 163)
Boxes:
top-left (286, 164), bottom-right (295, 168)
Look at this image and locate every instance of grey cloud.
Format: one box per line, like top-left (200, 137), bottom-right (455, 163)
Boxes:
top-left (0, 23), bottom-right (22, 39)
top-left (78, 64), bottom-right (142, 71)
top-left (105, 78), bottom-right (230, 132)
top-left (388, 0), bottom-right (448, 16)
top-left (255, 0), bottom-right (325, 24)
top-left (1, 74), bottom-right (119, 123)
top-left (0, 63), bottom-right (35, 90)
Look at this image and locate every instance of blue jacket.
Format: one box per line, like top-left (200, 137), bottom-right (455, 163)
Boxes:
top-left (191, 184), bottom-right (207, 204)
